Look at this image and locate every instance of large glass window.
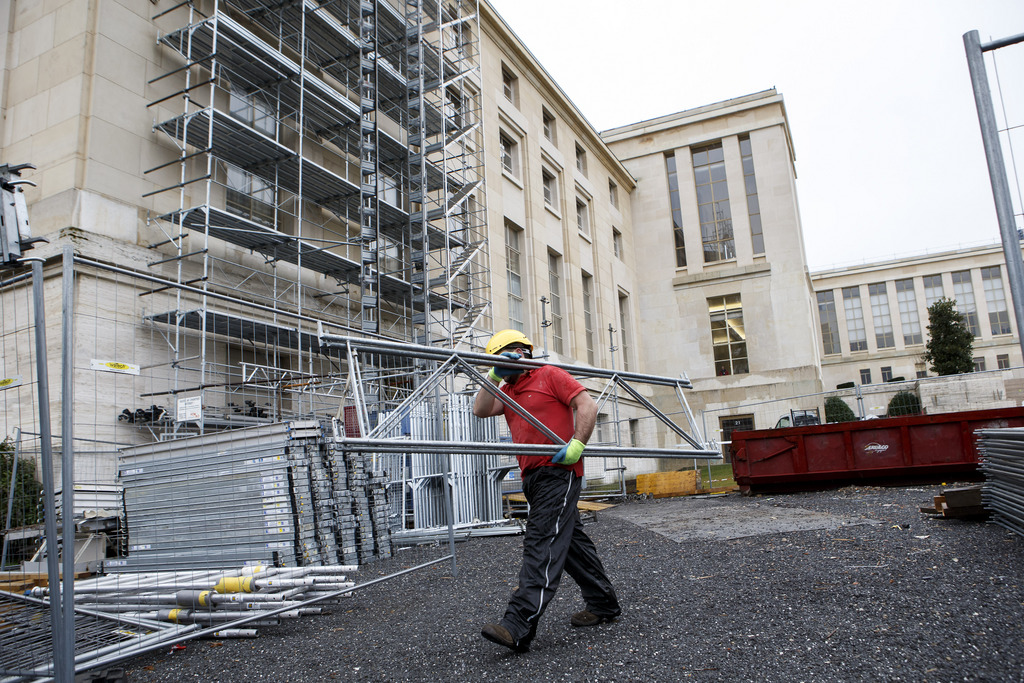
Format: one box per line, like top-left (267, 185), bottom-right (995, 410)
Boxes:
top-left (505, 223), bottom-right (524, 331)
top-left (548, 252), bottom-right (564, 354)
top-left (817, 291), bottom-right (841, 355)
top-left (869, 282), bottom-right (894, 349)
top-left (739, 135), bottom-right (764, 254)
top-left (666, 154), bottom-right (686, 267)
top-left (582, 272), bottom-right (595, 364)
top-left (843, 286), bottom-right (867, 352)
top-left (952, 270), bottom-right (980, 337)
top-left (709, 294), bottom-right (747, 376)
top-left (982, 266), bottom-right (1012, 335)
top-left (692, 142), bottom-right (734, 263)
top-left (923, 274), bottom-right (944, 307)
top-left (618, 292), bottom-right (632, 371)
top-left (895, 279), bottom-right (922, 345)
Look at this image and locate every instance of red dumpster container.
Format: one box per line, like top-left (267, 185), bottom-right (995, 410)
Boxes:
top-left (729, 407), bottom-right (1024, 494)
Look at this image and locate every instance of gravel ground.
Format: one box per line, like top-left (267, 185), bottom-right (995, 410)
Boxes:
top-left (122, 483), bottom-right (1024, 682)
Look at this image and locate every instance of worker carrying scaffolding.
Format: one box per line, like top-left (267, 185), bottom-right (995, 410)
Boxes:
top-left (472, 329), bottom-right (620, 652)
top-left (317, 324), bottom-right (721, 543)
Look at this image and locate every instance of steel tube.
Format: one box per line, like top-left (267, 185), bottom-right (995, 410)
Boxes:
top-left (333, 437), bottom-right (718, 459)
top-left (30, 258), bottom-right (69, 682)
top-left (318, 328), bottom-right (693, 388)
top-left (964, 30), bottom-right (1024, 366)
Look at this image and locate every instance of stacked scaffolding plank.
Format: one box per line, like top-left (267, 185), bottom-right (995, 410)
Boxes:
top-left (978, 427), bottom-right (1024, 537)
top-left (117, 421), bottom-right (391, 571)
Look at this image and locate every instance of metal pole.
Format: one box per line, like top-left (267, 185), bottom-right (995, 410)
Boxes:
top-left (29, 257), bottom-right (70, 682)
top-left (539, 296), bottom-right (550, 358)
top-left (964, 29), bottom-right (1024, 363)
top-left (60, 245), bottom-right (76, 672)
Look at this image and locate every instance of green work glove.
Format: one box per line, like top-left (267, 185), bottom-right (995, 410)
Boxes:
top-left (487, 351), bottom-right (522, 384)
top-left (553, 438), bottom-right (585, 465)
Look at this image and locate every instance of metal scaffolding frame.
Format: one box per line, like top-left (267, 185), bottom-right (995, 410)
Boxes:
top-left (143, 0), bottom-right (491, 438)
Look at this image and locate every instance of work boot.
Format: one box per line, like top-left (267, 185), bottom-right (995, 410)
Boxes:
top-left (481, 623), bottom-right (530, 652)
top-left (570, 609), bottom-right (620, 627)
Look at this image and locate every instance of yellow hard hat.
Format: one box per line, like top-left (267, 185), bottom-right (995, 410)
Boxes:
top-left (485, 329), bottom-right (533, 355)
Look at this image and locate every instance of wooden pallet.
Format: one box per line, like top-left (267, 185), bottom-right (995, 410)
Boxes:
top-left (920, 485), bottom-right (989, 519)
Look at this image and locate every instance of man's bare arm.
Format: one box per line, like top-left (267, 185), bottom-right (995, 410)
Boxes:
top-left (473, 383), bottom-right (505, 418)
top-left (569, 391), bottom-right (597, 444)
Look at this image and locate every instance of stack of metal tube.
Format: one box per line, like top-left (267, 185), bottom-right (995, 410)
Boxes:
top-left (29, 565), bottom-right (356, 634)
top-left (978, 427), bottom-right (1024, 537)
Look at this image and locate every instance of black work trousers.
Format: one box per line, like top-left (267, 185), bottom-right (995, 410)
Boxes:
top-left (500, 466), bottom-right (620, 643)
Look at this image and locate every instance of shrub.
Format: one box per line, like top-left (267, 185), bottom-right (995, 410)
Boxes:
top-left (886, 390), bottom-right (922, 417)
top-left (824, 396), bottom-right (857, 423)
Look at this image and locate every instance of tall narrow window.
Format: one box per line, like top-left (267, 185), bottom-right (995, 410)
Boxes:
top-left (542, 169), bottom-right (558, 208)
top-left (817, 291), bottom-right (841, 355)
top-left (974, 357), bottom-right (987, 372)
top-left (618, 292), bottom-right (632, 371)
top-left (575, 144), bottom-right (587, 176)
top-left (505, 223), bottom-right (524, 331)
top-left (951, 270), bottom-right (980, 337)
top-left (629, 419), bottom-right (640, 447)
top-left (923, 274), bottom-right (944, 307)
top-left (739, 135), bottom-right (764, 254)
top-left (542, 108), bottom-right (556, 143)
top-left (609, 180), bottom-right (619, 208)
top-left (881, 366), bottom-right (893, 382)
top-left (612, 228), bottom-right (622, 260)
top-left (860, 368), bottom-right (872, 385)
top-left (692, 142), bottom-right (734, 263)
top-left (982, 266), bottom-right (1012, 335)
top-left (666, 154), bottom-right (686, 267)
top-left (445, 88), bottom-right (464, 129)
top-left (499, 132), bottom-right (518, 177)
top-left (843, 287), bottom-right (867, 352)
top-left (582, 273), bottom-right (595, 364)
top-left (575, 199), bottom-right (590, 237)
top-left (869, 282), bottom-right (894, 349)
top-left (548, 252), bottom-right (564, 354)
top-left (709, 294), bottom-right (747, 376)
top-left (501, 66), bottom-right (518, 106)
top-left (998, 353), bottom-right (1011, 370)
top-left (895, 279), bottom-right (922, 345)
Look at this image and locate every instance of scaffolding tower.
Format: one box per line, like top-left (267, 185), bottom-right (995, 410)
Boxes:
top-left (144, 0), bottom-right (490, 435)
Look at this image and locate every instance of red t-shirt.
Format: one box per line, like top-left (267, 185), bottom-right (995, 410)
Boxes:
top-left (500, 364), bottom-right (586, 476)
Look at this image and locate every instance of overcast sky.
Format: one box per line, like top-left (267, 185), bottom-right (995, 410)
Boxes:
top-left (488, 0), bottom-right (1024, 271)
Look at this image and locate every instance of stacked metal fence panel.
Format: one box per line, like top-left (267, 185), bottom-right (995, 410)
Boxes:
top-left (117, 421), bottom-right (391, 571)
top-left (978, 427), bottom-right (1024, 537)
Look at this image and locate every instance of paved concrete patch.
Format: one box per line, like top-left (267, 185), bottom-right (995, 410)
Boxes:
top-left (604, 496), bottom-right (878, 542)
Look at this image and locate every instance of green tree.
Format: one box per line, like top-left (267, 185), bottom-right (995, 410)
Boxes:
top-left (0, 437), bottom-right (42, 530)
top-left (923, 298), bottom-right (974, 375)
top-left (886, 390), bottom-right (922, 417)
top-left (824, 396), bottom-right (856, 423)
